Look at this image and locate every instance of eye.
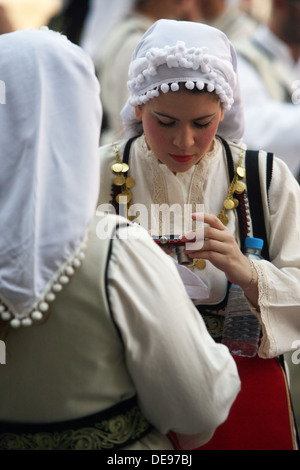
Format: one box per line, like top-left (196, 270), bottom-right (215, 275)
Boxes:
top-left (194, 121), bottom-right (211, 129)
top-left (157, 118), bottom-right (176, 127)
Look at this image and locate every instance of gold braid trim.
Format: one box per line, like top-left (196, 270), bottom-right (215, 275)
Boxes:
top-left (0, 405), bottom-right (151, 450)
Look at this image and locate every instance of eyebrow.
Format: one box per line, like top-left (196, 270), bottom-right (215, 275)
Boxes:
top-left (154, 111), bottom-right (217, 121)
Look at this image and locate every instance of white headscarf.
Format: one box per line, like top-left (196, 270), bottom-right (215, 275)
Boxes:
top-left (121, 19), bottom-right (245, 143)
top-left (0, 28), bottom-right (102, 327)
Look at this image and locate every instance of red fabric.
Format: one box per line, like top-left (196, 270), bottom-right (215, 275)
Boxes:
top-left (170, 355), bottom-right (296, 450)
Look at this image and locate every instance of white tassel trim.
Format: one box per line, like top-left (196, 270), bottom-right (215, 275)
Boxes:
top-left (128, 41), bottom-right (234, 110)
top-left (0, 236), bottom-right (88, 328)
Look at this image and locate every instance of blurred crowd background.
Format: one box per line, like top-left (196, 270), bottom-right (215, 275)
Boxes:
top-left (0, 0), bottom-right (271, 31)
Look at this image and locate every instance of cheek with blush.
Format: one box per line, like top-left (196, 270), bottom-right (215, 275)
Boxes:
top-left (198, 119), bottom-right (220, 152)
top-left (143, 119), bottom-right (168, 152)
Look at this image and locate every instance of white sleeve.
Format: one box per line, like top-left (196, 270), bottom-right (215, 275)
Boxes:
top-left (237, 55), bottom-right (300, 177)
top-left (106, 225), bottom-right (241, 448)
top-left (254, 158), bottom-right (300, 358)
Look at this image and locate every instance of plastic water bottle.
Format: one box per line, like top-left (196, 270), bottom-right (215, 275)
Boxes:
top-left (221, 237), bottom-right (264, 358)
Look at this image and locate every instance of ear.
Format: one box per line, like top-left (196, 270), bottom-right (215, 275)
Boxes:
top-left (219, 107), bottom-right (225, 123)
top-left (134, 105), bottom-right (143, 121)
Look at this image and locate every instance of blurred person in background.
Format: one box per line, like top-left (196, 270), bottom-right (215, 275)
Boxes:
top-left (49, 0), bottom-right (136, 56)
top-left (48, 0), bottom-right (89, 45)
top-left (1, 0), bottom-right (60, 30)
top-left (240, 0), bottom-right (272, 23)
top-left (0, 4), bottom-right (13, 34)
top-left (235, 0), bottom-right (300, 181)
top-left (198, 0), bottom-right (258, 43)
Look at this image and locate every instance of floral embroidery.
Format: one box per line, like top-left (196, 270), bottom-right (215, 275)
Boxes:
top-left (0, 405), bottom-right (152, 450)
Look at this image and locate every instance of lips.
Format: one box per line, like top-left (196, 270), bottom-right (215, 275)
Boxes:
top-left (169, 154), bottom-right (194, 163)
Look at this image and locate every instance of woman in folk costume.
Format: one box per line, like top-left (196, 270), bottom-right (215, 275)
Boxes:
top-left (97, 19), bottom-right (300, 450)
top-left (0, 28), bottom-right (240, 450)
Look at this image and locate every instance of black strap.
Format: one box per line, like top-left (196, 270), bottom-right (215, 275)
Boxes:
top-left (123, 135), bottom-right (140, 165)
top-left (266, 152), bottom-right (274, 196)
top-left (219, 136), bottom-right (273, 261)
top-left (246, 150), bottom-right (273, 260)
top-left (219, 137), bottom-right (249, 251)
top-left (110, 136), bottom-right (140, 216)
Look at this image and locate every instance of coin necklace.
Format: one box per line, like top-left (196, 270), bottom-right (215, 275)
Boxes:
top-left (110, 143), bottom-right (246, 271)
top-left (188, 148), bottom-right (246, 271)
top-left (110, 143), bottom-right (135, 219)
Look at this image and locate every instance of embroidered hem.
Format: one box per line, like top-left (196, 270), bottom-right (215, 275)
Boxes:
top-left (0, 397), bottom-right (152, 450)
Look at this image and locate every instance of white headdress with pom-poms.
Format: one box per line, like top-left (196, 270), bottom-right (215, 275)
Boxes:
top-left (121, 19), bottom-right (245, 143)
top-left (128, 41), bottom-right (234, 110)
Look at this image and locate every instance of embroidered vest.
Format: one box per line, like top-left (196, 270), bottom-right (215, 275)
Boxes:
top-left (0, 214), bottom-right (152, 450)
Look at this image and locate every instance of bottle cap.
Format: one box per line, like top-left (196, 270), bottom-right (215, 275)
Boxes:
top-left (245, 237), bottom-right (264, 250)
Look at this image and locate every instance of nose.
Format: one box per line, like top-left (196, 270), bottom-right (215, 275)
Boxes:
top-left (173, 125), bottom-right (195, 151)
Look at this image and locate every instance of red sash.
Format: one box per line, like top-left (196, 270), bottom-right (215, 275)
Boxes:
top-left (170, 355), bottom-right (297, 450)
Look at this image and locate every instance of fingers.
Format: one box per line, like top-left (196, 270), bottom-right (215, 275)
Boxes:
top-left (181, 212), bottom-right (241, 269)
top-left (181, 213), bottom-right (229, 247)
top-left (192, 212), bottom-right (227, 231)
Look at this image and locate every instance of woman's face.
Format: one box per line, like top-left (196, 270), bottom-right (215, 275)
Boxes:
top-left (135, 89), bottom-right (224, 173)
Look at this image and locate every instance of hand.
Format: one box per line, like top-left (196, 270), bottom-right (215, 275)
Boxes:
top-left (181, 213), bottom-right (253, 288)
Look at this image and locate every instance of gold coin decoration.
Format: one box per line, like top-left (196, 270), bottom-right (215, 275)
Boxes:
top-left (124, 190), bottom-right (133, 202)
top-left (217, 148), bottom-right (246, 227)
top-left (187, 259), bottom-right (207, 271)
top-left (234, 181), bottom-right (246, 194)
top-left (111, 162), bottom-right (124, 173)
top-left (237, 166), bottom-right (246, 178)
top-left (218, 213), bottom-right (229, 226)
top-left (125, 177), bottom-right (135, 189)
top-left (114, 174), bottom-right (126, 186)
top-left (195, 259), bottom-right (207, 270)
top-left (116, 189), bottom-right (133, 204)
top-left (224, 198), bottom-right (235, 210)
top-left (111, 143), bottom-right (135, 218)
